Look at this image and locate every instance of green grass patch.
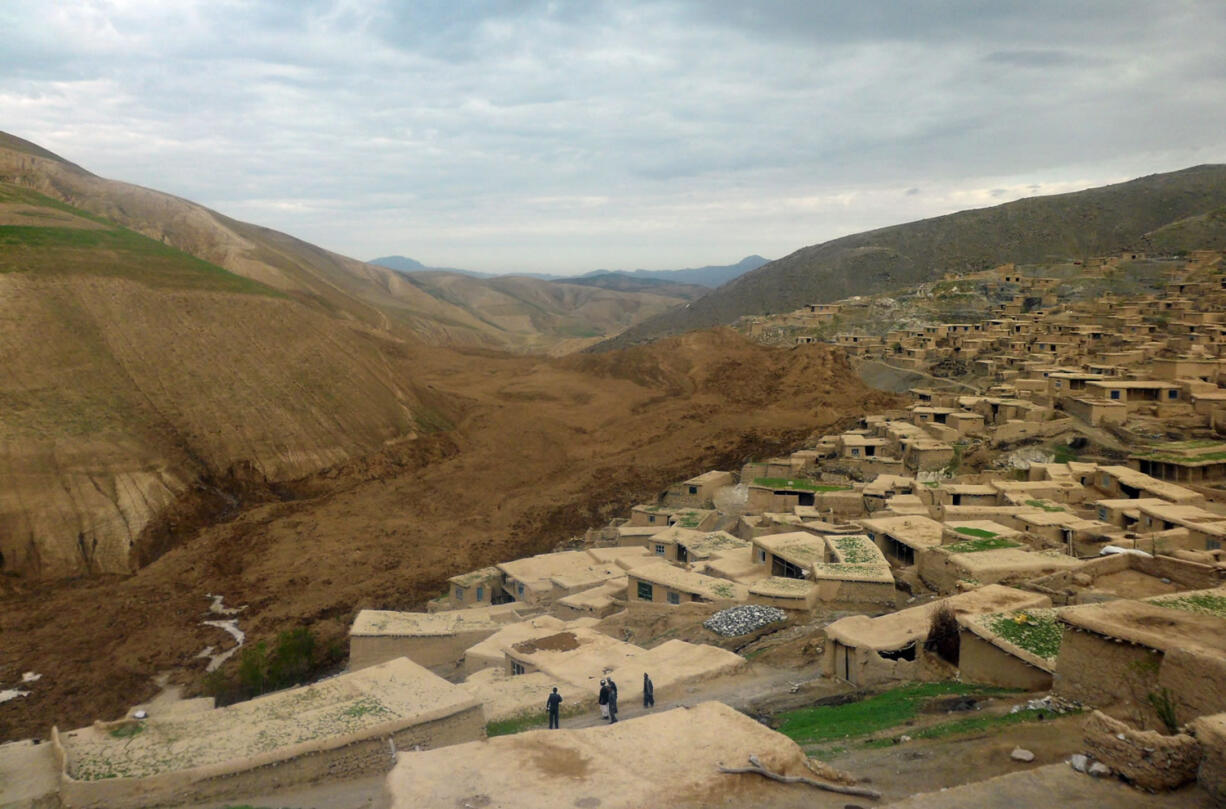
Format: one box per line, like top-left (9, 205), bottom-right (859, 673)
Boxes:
top-left (952, 526), bottom-right (999, 539)
top-left (911, 706), bottom-right (1079, 741)
top-left (0, 187), bottom-right (280, 296)
top-left (108, 723), bottom-right (144, 739)
top-left (832, 535), bottom-right (882, 564)
top-left (753, 477), bottom-right (851, 492)
top-left (945, 537), bottom-right (1020, 553)
top-left (1025, 499), bottom-right (1066, 512)
top-left (1151, 592), bottom-right (1226, 619)
top-left (775, 682), bottom-right (1016, 745)
top-left (486, 704), bottom-right (585, 737)
top-left (986, 609), bottom-right (1063, 661)
top-left (1050, 443), bottom-right (1078, 464)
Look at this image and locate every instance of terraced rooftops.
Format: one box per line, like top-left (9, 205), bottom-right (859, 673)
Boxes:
top-left (61, 658), bottom-right (479, 781)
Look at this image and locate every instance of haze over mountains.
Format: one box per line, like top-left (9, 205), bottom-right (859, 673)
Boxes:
top-left (598, 165), bottom-right (1226, 350)
top-left (369, 254), bottom-right (769, 288)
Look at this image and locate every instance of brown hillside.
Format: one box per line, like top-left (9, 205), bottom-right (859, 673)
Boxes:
top-left (599, 164), bottom-right (1226, 349)
top-left (0, 271), bottom-right (424, 578)
top-left (0, 133), bottom-right (699, 353)
top-left (0, 329), bottom-right (895, 740)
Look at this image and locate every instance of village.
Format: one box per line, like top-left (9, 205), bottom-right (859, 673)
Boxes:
top-left (10, 249), bottom-right (1226, 808)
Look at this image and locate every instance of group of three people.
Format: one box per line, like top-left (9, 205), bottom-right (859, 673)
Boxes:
top-left (546, 672), bottom-right (654, 729)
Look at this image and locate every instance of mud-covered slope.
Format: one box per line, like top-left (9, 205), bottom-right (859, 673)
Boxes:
top-left (597, 165), bottom-right (1226, 349)
top-left (0, 329), bottom-right (898, 740)
top-left (0, 183), bottom-right (425, 578)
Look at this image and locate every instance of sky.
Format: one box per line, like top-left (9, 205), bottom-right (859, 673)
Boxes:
top-left (3, 1), bottom-right (1226, 274)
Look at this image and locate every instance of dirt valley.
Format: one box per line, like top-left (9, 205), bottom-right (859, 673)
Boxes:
top-left (0, 320), bottom-right (890, 738)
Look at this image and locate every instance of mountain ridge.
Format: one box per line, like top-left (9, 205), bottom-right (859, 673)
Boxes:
top-left (594, 165), bottom-right (1226, 350)
top-left (369, 254), bottom-right (769, 287)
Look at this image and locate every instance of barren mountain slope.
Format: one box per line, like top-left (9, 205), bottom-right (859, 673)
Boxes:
top-left (400, 271), bottom-right (706, 353)
top-left (0, 183), bottom-right (431, 579)
top-left (598, 165), bottom-right (1226, 349)
top-left (0, 330), bottom-right (897, 740)
top-left (0, 132), bottom-right (699, 352)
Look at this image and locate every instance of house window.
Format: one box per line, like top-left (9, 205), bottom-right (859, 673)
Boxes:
top-left (476, 585), bottom-right (484, 602)
top-left (517, 582), bottom-right (525, 597)
top-left (1168, 390), bottom-right (1178, 400)
top-left (688, 485), bottom-right (699, 495)
top-left (1110, 390), bottom-right (1121, 400)
top-left (454, 586), bottom-right (465, 601)
top-left (851, 448), bottom-right (861, 457)
top-left (648, 515), bottom-right (656, 523)
top-left (637, 581), bottom-right (654, 600)
top-left (667, 592), bottom-right (681, 605)
top-left (654, 544), bottom-right (666, 555)
top-left (511, 661), bottom-right (525, 676)
top-left (757, 549), bottom-right (767, 563)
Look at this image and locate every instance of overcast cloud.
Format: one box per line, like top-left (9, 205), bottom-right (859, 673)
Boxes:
top-left (2, 1), bottom-right (1224, 273)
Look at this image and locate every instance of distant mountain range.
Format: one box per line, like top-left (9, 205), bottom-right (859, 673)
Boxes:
top-left (368, 254), bottom-right (770, 289)
top-left (595, 165), bottom-right (1226, 351)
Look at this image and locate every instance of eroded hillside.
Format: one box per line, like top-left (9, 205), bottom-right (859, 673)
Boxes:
top-left (0, 328), bottom-right (894, 740)
top-left (0, 182), bottom-right (427, 577)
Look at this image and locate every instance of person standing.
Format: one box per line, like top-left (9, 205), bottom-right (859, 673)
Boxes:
top-left (546, 687), bottom-right (563, 729)
top-left (642, 673), bottom-right (654, 708)
top-left (606, 676), bottom-right (619, 723)
top-left (598, 680), bottom-right (611, 722)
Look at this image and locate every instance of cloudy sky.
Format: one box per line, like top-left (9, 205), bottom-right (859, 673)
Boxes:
top-left (3, 1), bottom-right (1225, 273)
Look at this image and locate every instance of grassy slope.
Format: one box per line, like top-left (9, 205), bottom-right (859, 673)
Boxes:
top-left (597, 164), bottom-right (1226, 349)
top-left (0, 184), bottom-right (277, 295)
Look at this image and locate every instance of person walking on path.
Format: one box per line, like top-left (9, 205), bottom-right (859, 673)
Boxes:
top-left (606, 676), bottom-right (619, 723)
top-left (546, 687), bottom-right (563, 729)
top-left (642, 673), bottom-right (654, 708)
top-left (598, 680), bottom-right (611, 722)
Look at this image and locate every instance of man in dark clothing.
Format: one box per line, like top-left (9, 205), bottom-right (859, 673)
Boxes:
top-left (606, 676), bottom-right (619, 722)
top-left (598, 680), bottom-right (611, 722)
top-left (643, 673), bottom-right (654, 708)
top-left (546, 687), bottom-right (563, 729)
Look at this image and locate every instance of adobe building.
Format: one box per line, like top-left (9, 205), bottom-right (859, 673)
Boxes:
top-left (497, 549), bottom-right (652, 606)
top-left (382, 702), bottom-right (820, 809)
top-left (1054, 592), bottom-right (1226, 731)
top-left (823, 585), bottom-right (1050, 687)
top-left (957, 607), bottom-right (1057, 690)
top-left (1027, 552), bottom-right (1223, 605)
top-left (860, 515), bottom-right (944, 566)
top-left (662, 470), bottom-right (733, 507)
top-left (625, 561), bottom-right (749, 609)
top-left (54, 658), bottom-right (484, 809)
top-left (918, 540), bottom-right (1081, 594)
top-left (349, 605), bottom-right (525, 671)
top-left (1131, 441), bottom-right (1226, 484)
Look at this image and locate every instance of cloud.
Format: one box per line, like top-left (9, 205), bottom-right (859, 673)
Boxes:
top-left (1, 1), bottom-right (1224, 272)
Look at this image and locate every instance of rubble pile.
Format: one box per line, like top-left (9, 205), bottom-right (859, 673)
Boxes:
top-left (703, 605), bottom-right (787, 637)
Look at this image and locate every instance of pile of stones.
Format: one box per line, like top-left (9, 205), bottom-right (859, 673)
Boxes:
top-left (703, 605), bottom-right (787, 637)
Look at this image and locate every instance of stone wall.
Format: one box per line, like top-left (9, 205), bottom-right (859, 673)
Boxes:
top-left (1082, 709), bottom-right (1200, 791)
top-left (57, 703), bottom-right (485, 809)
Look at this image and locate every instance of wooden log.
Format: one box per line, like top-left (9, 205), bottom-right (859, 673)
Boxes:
top-left (717, 754), bottom-right (882, 799)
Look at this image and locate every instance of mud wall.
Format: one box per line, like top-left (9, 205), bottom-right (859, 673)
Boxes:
top-left (957, 631), bottom-right (1052, 691)
top-left (57, 704), bottom-right (485, 809)
top-left (1052, 629), bottom-right (1164, 729)
top-left (349, 630), bottom-right (501, 672)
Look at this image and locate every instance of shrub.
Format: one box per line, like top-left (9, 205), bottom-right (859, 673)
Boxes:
top-left (927, 604), bottom-right (960, 665)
